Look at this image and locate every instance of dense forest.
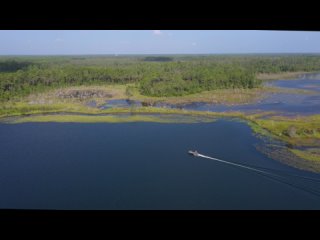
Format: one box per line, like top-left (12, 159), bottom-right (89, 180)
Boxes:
top-left (1, 54), bottom-right (320, 101)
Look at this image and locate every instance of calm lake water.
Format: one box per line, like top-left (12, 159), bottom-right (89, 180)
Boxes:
top-left (1, 120), bottom-right (320, 209)
top-left (99, 73), bottom-right (320, 115)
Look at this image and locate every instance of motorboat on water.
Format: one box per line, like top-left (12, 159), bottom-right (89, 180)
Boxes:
top-left (188, 150), bottom-right (199, 157)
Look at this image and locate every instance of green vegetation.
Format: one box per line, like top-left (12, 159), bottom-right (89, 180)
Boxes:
top-left (0, 84), bottom-right (274, 120)
top-left (2, 100), bottom-right (320, 165)
top-left (9, 113), bottom-right (217, 124)
top-left (247, 114), bottom-right (320, 163)
top-left (143, 56), bottom-right (173, 62)
top-left (256, 71), bottom-right (308, 81)
top-left (0, 60), bottom-right (34, 72)
top-left (250, 115), bottom-right (320, 147)
top-left (290, 149), bottom-right (320, 162)
top-left (0, 102), bottom-right (246, 120)
top-left (1, 54), bottom-right (320, 101)
top-left (139, 64), bottom-right (257, 96)
top-left (2, 54), bottom-right (320, 169)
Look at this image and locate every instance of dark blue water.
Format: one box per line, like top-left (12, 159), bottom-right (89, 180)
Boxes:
top-left (1, 120), bottom-right (320, 210)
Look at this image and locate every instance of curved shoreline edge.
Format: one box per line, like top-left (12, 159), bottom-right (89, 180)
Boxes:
top-left (1, 108), bottom-right (320, 172)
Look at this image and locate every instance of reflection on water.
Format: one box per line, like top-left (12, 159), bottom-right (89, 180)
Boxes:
top-left (271, 78), bottom-right (320, 92)
top-left (178, 92), bottom-right (320, 115)
top-left (100, 99), bottom-right (142, 109)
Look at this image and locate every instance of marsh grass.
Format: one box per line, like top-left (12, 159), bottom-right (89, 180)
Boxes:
top-left (290, 149), bottom-right (320, 162)
top-left (10, 113), bottom-right (217, 124)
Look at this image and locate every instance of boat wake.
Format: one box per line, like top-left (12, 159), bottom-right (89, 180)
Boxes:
top-left (192, 151), bottom-right (320, 198)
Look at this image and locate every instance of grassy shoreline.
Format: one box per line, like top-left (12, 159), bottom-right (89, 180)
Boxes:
top-left (0, 83), bottom-right (313, 119)
top-left (1, 107), bottom-right (320, 170)
top-left (8, 113), bottom-right (218, 124)
top-left (22, 84), bottom-right (269, 105)
top-left (1, 107), bottom-right (247, 122)
top-left (1, 70), bottom-right (320, 169)
top-left (2, 105), bottom-right (319, 148)
top-left (1, 69), bottom-right (314, 119)
top-left (0, 84), bottom-right (268, 118)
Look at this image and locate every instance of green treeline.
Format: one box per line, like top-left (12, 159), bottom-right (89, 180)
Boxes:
top-left (139, 62), bottom-right (257, 96)
top-left (143, 56), bottom-right (173, 62)
top-left (1, 55), bottom-right (320, 101)
top-left (0, 60), bottom-right (34, 72)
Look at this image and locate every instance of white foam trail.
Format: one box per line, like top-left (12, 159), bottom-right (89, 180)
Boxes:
top-left (196, 153), bottom-right (320, 197)
top-left (197, 154), bottom-right (274, 176)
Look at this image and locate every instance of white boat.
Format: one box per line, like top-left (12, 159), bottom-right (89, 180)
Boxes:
top-left (188, 150), bottom-right (199, 157)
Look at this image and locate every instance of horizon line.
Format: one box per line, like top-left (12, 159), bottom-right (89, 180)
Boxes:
top-left (1, 52), bottom-right (320, 56)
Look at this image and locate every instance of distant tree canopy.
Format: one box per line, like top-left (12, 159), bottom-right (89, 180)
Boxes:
top-left (139, 63), bottom-right (258, 96)
top-left (0, 60), bottom-right (34, 72)
top-left (1, 55), bottom-right (320, 101)
top-left (143, 56), bottom-right (173, 62)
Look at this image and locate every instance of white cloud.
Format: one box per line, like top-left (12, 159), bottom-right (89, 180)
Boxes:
top-left (152, 30), bottom-right (163, 36)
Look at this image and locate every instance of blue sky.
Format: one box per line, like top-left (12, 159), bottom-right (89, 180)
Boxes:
top-left (0, 30), bottom-right (319, 55)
